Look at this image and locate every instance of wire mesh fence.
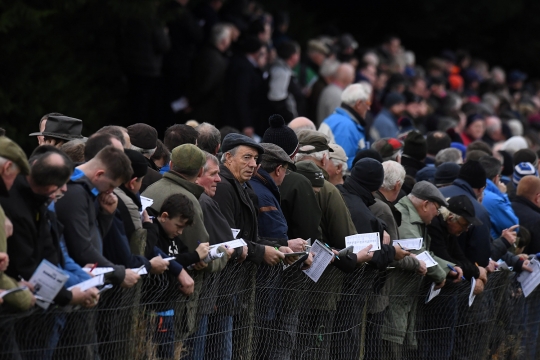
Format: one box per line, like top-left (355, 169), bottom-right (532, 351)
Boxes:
top-left (0, 262), bottom-right (538, 360)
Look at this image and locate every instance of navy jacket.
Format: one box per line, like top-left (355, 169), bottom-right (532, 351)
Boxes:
top-left (512, 196), bottom-right (540, 255)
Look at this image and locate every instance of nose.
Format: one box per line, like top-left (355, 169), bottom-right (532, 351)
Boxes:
top-left (215, 175), bottom-right (221, 183)
top-left (248, 158), bottom-right (257, 167)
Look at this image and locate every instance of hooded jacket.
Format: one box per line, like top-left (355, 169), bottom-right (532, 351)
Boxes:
top-left (482, 179), bottom-right (519, 240)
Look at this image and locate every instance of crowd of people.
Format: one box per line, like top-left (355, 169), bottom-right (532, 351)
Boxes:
top-left (2, 0), bottom-right (540, 359)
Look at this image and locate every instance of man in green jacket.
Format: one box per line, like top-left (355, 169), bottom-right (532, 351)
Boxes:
top-left (382, 181), bottom-right (462, 359)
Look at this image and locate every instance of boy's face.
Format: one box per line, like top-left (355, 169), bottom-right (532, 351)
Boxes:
top-left (161, 214), bottom-right (189, 239)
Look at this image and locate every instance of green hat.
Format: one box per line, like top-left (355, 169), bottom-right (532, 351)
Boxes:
top-left (0, 136), bottom-right (30, 175)
top-left (171, 144), bottom-right (206, 172)
top-left (295, 160), bottom-right (324, 187)
top-left (296, 130), bottom-right (334, 154)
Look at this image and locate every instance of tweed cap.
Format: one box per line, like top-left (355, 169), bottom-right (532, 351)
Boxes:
top-left (411, 180), bottom-right (449, 207)
top-left (0, 136), bottom-right (30, 175)
top-left (171, 144), bottom-right (206, 172)
top-left (260, 143), bottom-right (296, 171)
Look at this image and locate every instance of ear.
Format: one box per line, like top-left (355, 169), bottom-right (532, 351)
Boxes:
top-left (95, 169), bottom-right (105, 179)
top-left (336, 163), bottom-right (343, 175)
top-left (214, 144), bottom-right (220, 155)
top-left (161, 211), bottom-right (169, 220)
top-left (275, 164), bottom-right (283, 176)
top-left (127, 177), bottom-right (138, 190)
top-left (197, 167), bottom-right (204, 178)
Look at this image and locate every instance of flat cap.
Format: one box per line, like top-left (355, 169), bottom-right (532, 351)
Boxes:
top-left (371, 138), bottom-right (403, 160)
top-left (221, 133), bottom-right (264, 155)
top-left (259, 143), bottom-right (296, 171)
top-left (171, 144), bottom-right (206, 172)
top-left (295, 161), bottom-right (325, 187)
top-left (0, 136), bottom-right (30, 175)
top-left (296, 130), bottom-right (334, 154)
top-left (127, 123), bottom-right (158, 150)
top-left (328, 143), bottom-right (348, 163)
top-left (411, 180), bottom-right (449, 207)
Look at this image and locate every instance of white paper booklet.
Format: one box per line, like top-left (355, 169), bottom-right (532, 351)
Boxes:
top-left (345, 232), bottom-right (381, 253)
top-left (394, 238), bottom-right (423, 250)
top-left (303, 240), bottom-right (334, 282)
top-left (29, 259), bottom-right (69, 309)
top-left (416, 251), bottom-right (438, 268)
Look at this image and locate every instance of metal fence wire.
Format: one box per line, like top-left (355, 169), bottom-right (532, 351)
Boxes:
top-left (0, 262), bottom-right (538, 360)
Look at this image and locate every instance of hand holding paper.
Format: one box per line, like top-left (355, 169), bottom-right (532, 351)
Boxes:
top-left (345, 232), bottom-right (381, 253)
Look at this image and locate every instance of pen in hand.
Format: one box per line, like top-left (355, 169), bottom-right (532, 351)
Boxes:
top-left (325, 243), bottom-right (340, 260)
top-left (89, 263), bottom-right (98, 273)
top-left (447, 264), bottom-right (466, 281)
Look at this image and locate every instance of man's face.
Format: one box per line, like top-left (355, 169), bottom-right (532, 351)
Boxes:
top-left (94, 172), bottom-right (122, 194)
top-left (33, 183), bottom-right (68, 202)
top-left (355, 99), bottom-right (371, 119)
top-left (132, 177), bottom-right (143, 194)
top-left (161, 215), bottom-right (189, 239)
top-left (419, 200), bottom-right (440, 225)
top-left (466, 120), bottom-right (486, 140)
top-left (446, 214), bottom-right (471, 236)
top-left (273, 165), bottom-right (288, 187)
top-left (225, 146), bottom-right (259, 183)
top-left (390, 103), bottom-right (405, 116)
top-left (197, 161), bottom-right (221, 197)
top-left (121, 131), bottom-right (131, 149)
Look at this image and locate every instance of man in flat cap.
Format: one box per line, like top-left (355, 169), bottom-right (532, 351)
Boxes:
top-left (382, 181), bottom-right (458, 359)
top-left (0, 137), bottom-right (35, 311)
top-left (127, 123), bottom-right (162, 192)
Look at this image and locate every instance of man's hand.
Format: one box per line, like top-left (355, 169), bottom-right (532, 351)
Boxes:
top-left (448, 265), bottom-right (464, 283)
top-left (357, 245), bottom-right (374, 263)
top-left (221, 245), bottom-right (235, 258)
top-left (237, 246), bottom-right (248, 263)
top-left (141, 210), bottom-right (152, 224)
top-left (473, 278), bottom-right (485, 295)
top-left (196, 242), bottom-right (210, 260)
top-left (279, 246), bottom-right (298, 265)
top-left (434, 279), bottom-right (446, 290)
top-left (263, 246), bottom-right (285, 266)
top-left (331, 249), bottom-right (339, 263)
top-left (301, 252), bottom-right (314, 270)
top-left (383, 231), bottom-right (391, 245)
top-left (416, 260), bottom-right (427, 276)
top-left (192, 261), bottom-right (208, 271)
top-left (501, 225), bottom-right (519, 245)
top-left (393, 245), bottom-right (410, 261)
top-left (497, 180), bottom-right (507, 194)
top-left (4, 217), bottom-right (13, 238)
top-left (287, 238), bottom-right (307, 252)
top-left (121, 269), bottom-right (140, 288)
top-left (149, 256), bottom-right (169, 275)
top-left (477, 266), bottom-right (488, 283)
top-left (517, 253), bottom-right (529, 261)
top-left (18, 280), bottom-right (34, 293)
top-left (98, 193), bottom-right (118, 214)
top-left (522, 259), bottom-right (533, 273)
top-left (486, 259), bottom-right (498, 273)
top-left (0, 252), bottom-right (9, 272)
top-left (70, 287), bottom-right (100, 308)
top-left (178, 269), bottom-right (194, 296)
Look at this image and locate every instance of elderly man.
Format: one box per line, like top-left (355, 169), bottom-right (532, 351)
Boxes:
top-left (382, 181), bottom-right (460, 359)
top-left (370, 160), bottom-right (406, 240)
top-left (288, 116), bottom-right (317, 132)
top-left (319, 83), bottom-right (372, 168)
top-left (127, 123), bottom-right (162, 192)
top-left (29, 115), bottom-right (84, 148)
top-left (317, 63), bottom-right (355, 125)
top-left (196, 122), bottom-right (221, 155)
top-left (326, 143), bottom-right (348, 185)
top-left (0, 137), bottom-right (35, 311)
top-left (213, 134), bottom-right (289, 265)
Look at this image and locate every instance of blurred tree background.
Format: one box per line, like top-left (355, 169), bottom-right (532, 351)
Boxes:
top-left (2, 0), bottom-right (540, 153)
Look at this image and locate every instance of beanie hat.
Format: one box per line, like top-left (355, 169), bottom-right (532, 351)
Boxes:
top-left (124, 149), bottom-right (148, 179)
top-left (352, 149), bottom-right (383, 166)
top-left (171, 144), bottom-right (206, 172)
top-left (458, 160), bottom-right (486, 189)
top-left (384, 92), bottom-right (406, 109)
top-left (403, 131), bottom-right (427, 161)
top-left (415, 166), bottom-right (436, 183)
top-left (262, 114), bottom-right (299, 156)
top-left (465, 114), bottom-right (484, 129)
top-left (513, 162), bottom-right (538, 186)
top-left (350, 158), bottom-right (384, 192)
top-left (498, 150), bottom-right (514, 177)
top-left (451, 142), bottom-right (466, 160)
top-left (127, 123), bottom-right (158, 150)
top-left (434, 162), bottom-right (461, 187)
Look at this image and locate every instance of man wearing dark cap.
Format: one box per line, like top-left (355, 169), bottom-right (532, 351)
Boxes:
top-left (425, 131), bottom-right (451, 166)
top-left (383, 181), bottom-right (456, 357)
top-left (295, 160), bottom-right (325, 192)
top-left (401, 131), bottom-right (427, 177)
top-left (127, 123), bottom-right (162, 192)
top-left (213, 133), bottom-right (288, 266)
top-left (371, 138), bottom-right (403, 162)
top-left (0, 137), bottom-right (34, 311)
top-left (29, 115), bottom-right (84, 148)
top-left (434, 162), bottom-right (461, 188)
top-left (261, 117), bottom-right (323, 242)
top-left (371, 92), bottom-right (405, 140)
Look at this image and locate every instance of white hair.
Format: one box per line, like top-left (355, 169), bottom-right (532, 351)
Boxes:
top-left (363, 52), bottom-right (379, 67)
top-left (331, 158), bottom-right (348, 173)
top-left (341, 82), bottom-right (372, 106)
top-left (319, 58), bottom-right (340, 78)
top-left (220, 145), bottom-right (239, 163)
top-left (210, 23), bottom-right (232, 47)
top-left (381, 160), bottom-right (405, 190)
top-left (294, 150), bottom-right (328, 163)
top-left (202, 151), bottom-right (219, 172)
top-left (130, 144), bottom-right (156, 157)
top-left (0, 156), bottom-right (18, 172)
top-left (403, 51), bottom-right (415, 66)
top-left (435, 148), bottom-right (462, 166)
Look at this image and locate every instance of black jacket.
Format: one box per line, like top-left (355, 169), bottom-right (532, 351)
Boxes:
top-left (0, 175), bottom-right (72, 306)
top-left (212, 164), bottom-right (274, 265)
top-left (56, 172), bottom-right (125, 285)
top-left (401, 155), bottom-right (426, 178)
top-left (512, 196), bottom-right (540, 255)
top-left (337, 179), bottom-right (396, 270)
top-left (199, 193), bottom-right (239, 260)
top-left (428, 215), bottom-right (480, 280)
top-left (141, 158), bottom-right (162, 193)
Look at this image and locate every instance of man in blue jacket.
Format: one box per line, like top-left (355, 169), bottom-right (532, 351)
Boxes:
top-left (479, 156), bottom-right (519, 239)
top-left (319, 83), bottom-right (372, 168)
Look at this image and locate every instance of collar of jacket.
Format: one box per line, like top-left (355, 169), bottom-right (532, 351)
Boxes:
top-left (485, 179), bottom-right (504, 198)
top-left (398, 195), bottom-right (424, 225)
top-left (145, 156), bottom-right (160, 172)
top-left (15, 175), bottom-right (49, 207)
top-left (163, 171), bottom-right (205, 199)
top-left (0, 176), bottom-right (8, 197)
top-left (250, 168), bottom-right (280, 200)
top-left (451, 178), bottom-right (477, 200)
top-left (343, 176), bottom-right (376, 206)
top-left (374, 190), bottom-right (402, 226)
top-left (339, 104), bottom-right (367, 128)
top-left (70, 168), bottom-right (99, 197)
top-left (401, 154), bottom-right (426, 170)
top-left (513, 195), bottom-right (540, 213)
top-left (118, 184), bottom-right (142, 209)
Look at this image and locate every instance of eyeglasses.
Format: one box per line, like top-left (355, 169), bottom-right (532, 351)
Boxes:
top-left (456, 218), bottom-right (472, 230)
top-left (431, 201), bottom-right (441, 215)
